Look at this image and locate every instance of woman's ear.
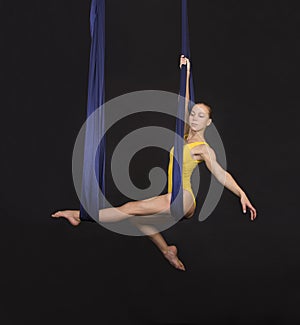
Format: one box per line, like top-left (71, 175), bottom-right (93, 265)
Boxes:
top-left (207, 118), bottom-right (212, 126)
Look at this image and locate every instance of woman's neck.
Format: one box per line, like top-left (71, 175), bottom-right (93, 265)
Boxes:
top-left (186, 129), bottom-right (206, 142)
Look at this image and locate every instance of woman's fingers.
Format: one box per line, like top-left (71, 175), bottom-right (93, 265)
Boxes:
top-left (179, 57), bottom-right (186, 68)
top-left (252, 206), bottom-right (257, 220)
top-left (248, 204), bottom-right (257, 221)
top-left (250, 209), bottom-right (254, 221)
top-left (179, 55), bottom-right (191, 69)
top-left (242, 202), bottom-right (247, 214)
top-left (241, 199), bottom-right (257, 221)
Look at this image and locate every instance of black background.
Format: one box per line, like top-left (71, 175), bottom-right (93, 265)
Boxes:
top-left (2, 0), bottom-right (300, 324)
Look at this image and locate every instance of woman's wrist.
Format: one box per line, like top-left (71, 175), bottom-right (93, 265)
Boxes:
top-left (239, 190), bottom-right (246, 198)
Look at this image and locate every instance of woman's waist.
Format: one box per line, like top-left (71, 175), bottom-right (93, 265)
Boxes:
top-left (168, 179), bottom-right (192, 191)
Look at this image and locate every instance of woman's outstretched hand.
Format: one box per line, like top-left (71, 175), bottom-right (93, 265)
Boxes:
top-left (179, 54), bottom-right (191, 71)
top-left (240, 193), bottom-right (257, 221)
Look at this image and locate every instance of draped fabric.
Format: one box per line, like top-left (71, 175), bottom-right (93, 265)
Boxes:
top-left (79, 0), bottom-right (193, 222)
top-left (170, 0), bottom-right (195, 221)
top-left (79, 0), bottom-right (106, 221)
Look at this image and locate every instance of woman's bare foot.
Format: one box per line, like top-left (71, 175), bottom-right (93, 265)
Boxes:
top-left (51, 210), bottom-right (81, 226)
top-left (163, 245), bottom-right (186, 271)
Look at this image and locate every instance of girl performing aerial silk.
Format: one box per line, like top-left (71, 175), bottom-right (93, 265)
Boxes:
top-left (52, 55), bottom-right (257, 271)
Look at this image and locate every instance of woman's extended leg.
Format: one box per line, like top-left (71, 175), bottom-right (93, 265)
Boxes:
top-left (51, 193), bottom-right (171, 224)
top-left (51, 190), bottom-right (195, 224)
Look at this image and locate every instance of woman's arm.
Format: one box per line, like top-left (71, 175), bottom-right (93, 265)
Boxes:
top-left (199, 145), bottom-right (257, 221)
top-left (179, 55), bottom-right (191, 135)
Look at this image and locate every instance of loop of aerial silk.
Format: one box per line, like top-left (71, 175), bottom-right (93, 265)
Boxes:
top-left (79, 0), bottom-right (194, 222)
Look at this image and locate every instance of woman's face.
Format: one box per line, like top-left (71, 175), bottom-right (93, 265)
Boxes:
top-left (188, 104), bottom-right (212, 132)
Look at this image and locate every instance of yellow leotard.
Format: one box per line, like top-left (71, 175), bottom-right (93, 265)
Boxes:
top-left (167, 138), bottom-right (209, 208)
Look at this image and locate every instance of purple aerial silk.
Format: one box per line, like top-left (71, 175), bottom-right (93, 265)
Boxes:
top-left (79, 0), bottom-right (193, 222)
top-left (170, 0), bottom-right (195, 221)
top-left (79, 0), bottom-right (106, 221)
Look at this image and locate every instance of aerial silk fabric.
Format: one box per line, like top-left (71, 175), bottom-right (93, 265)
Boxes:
top-left (79, 0), bottom-right (106, 221)
top-left (79, 0), bottom-right (193, 222)
top-left (170, 0), bottom-right (195, 221)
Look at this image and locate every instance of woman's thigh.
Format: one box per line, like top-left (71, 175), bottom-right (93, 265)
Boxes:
top-left (122, 191), bottom-right (195, 218)
top-left (122, 193), bottom-right (172, 216)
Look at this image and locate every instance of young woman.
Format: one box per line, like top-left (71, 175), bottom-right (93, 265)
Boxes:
top-left (52, 55), bottom-right (257, 271)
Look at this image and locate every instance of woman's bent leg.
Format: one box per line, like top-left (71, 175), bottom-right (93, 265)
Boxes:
top-left (133, 223), bottom-right (169, 253)
top-left (132, 222), bottom-right (185, 271)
